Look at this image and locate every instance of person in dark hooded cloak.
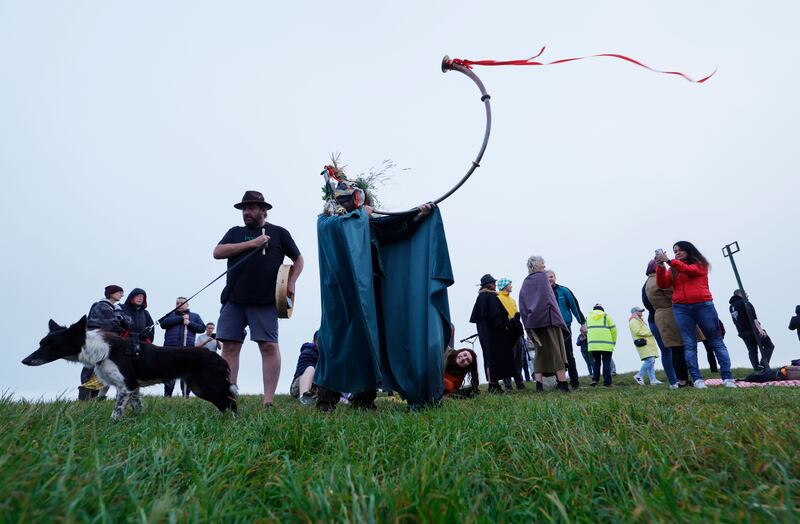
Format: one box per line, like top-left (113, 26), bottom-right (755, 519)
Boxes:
top-left (314, 160), bottom-right (454, 411)
top-left (470, 274), bottom-right (515, 393)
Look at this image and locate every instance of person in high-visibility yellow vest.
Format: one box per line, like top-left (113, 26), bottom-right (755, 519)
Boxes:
top-left (586, 304), bottom-right (617, 387)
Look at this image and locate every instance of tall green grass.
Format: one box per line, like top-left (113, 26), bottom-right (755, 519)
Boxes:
top-left (2, 370), bottom-right (798, 523)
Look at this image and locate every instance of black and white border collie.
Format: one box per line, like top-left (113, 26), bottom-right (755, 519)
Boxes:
top-left (22, 316), bottom-right (238, 420)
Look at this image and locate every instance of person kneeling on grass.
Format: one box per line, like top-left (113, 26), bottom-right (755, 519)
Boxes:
top-left (443, 348), bottom-right (480, 398)
top-left (291, 331), bottom-right (318, 406)
top-left (629, 306), bottom-right (662, 385)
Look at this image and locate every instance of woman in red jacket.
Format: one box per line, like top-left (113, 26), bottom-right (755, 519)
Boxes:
top-left (443, 348), bottom-right (480, 397)
top-left (656, 241), bottom-right (735, 389)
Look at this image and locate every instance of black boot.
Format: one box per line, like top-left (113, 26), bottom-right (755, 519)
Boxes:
top-left (535, 381), bottom-right (544, 392)
top-left (78, 387), bottom-right (93, 401)
top-left (351, 390), bottom-right (378, 410)
top-left (316, 387), bottom-right (340, 412)
top-left (557, 381), bottom-right (570, 393)
top-left (488, 383), bottom-right (504, 394)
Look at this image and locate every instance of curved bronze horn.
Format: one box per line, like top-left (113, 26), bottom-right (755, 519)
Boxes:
top-left (371, 55), bottom-right (492, 215)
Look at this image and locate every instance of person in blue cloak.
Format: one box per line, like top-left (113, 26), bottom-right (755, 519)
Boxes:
top-left (314, 161), bottom-right (454, 411)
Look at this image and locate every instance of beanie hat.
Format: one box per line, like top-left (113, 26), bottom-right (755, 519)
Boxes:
top-left (104, 285), bottom-right (123, 298)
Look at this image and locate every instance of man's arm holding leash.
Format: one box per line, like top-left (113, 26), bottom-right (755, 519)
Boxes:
top-left (160, 313), bottom-right (183, 329)
top-left (213, 235), bottom-right (269, 259)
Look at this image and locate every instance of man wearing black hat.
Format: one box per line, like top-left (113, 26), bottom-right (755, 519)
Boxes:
top-left (213, 191), bottom-right (304, 409)
top-left (470, 274), bottom-right (516, 393)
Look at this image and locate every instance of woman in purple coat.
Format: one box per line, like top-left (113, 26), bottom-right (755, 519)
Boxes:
top-left (518, 256), bottom-right (570, 393)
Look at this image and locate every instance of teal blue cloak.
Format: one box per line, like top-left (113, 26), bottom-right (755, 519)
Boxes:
top-left (314, 207), bottom-right (453, 405)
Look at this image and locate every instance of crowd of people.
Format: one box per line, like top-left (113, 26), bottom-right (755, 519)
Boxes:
top-left (78, 285), bottom-right (220, 400)
top-left (78, 190), bottom-right (304, 408)
top-left (461, 241), bottom-right (796, 396)
top-left (73, 187), bottom-right (798, 410)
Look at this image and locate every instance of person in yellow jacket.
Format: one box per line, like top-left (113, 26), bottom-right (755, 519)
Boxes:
top-left (586, 304), bottom-right (617, 387)
top-left (496, 278), bottom-right (526, 390)
top-left (629, 307), bottom-right (662, 385)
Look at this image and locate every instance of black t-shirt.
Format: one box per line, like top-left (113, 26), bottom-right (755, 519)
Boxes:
top-left (218, 223), bottom-right (300, 305)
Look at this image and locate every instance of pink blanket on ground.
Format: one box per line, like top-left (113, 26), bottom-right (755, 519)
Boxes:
top-left (705, 378), bottom-right (800, 388)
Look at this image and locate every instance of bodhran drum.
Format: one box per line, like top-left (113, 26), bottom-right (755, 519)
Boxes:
top-left (275, 264), bottom-right (294, 319)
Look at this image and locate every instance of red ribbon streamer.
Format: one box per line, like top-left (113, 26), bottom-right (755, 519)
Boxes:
top-left (451, 47), bottom-right (716, 83)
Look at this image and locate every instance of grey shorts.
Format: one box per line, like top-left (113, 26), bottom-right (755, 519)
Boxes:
top-left (217, 302), bottom-right (278, 343)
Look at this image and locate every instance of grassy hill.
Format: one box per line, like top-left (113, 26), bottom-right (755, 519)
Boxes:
top-left (2, 370), bottom-right (798, 523)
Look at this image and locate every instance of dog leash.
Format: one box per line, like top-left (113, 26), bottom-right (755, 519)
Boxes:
top-left (139, 245), bottom-right (264, 338)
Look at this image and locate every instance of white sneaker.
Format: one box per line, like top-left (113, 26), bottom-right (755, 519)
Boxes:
top-left (724, 379), bottom-right (737, 388)
top-left (634, 374), bottom-right (645, 385)
top-left (693, 379), bottom-right (707, 389)
top-left (669, 383), bottom-right (680, 390)
top-left (650, 379), bottom-right (663, 385)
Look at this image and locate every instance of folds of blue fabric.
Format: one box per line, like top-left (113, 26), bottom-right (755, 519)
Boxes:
top-left (315, 210), bottom-right (382, 395)
top-left (314, 208), bottom-right (453, 405)
top-left (372, 208), bottom-right (453, 405)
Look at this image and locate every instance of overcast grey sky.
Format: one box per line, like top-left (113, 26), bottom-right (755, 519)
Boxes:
top-left (2, 2), bottom-right (797, 400)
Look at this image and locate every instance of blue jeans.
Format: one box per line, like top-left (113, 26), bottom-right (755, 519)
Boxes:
top-left (649, 319), bottom-right (678, 385)
top-left (639, 356), bottom-right (656, 383)
top-left (672, 302), bottom-right (733, 381)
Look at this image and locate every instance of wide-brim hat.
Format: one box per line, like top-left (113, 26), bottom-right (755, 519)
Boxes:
top-left (479, 274), bottom-right (497, 287)
top-left (234, 190), bottom-right (272, 210)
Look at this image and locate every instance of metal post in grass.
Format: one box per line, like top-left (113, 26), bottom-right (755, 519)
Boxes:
top-left (722, 241), bottom-right (764, 356)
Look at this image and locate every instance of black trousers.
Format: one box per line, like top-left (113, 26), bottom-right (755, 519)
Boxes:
top-left (562, 329), bottom-right (580, 387)
top-left (77, 387), bottom-right (99, 401)
top-left (701, 340), bottom-right (718, 372)
top-left (503, 339), bottom-right (526, 388)
top-left (521, 340), bottom-right (531, 382)
top-left (591, 352), bottom-right (613, 386)
top-left (740, 333), bottom-right (774, 369)
top-left (670, 346), bottom-right (688, 382)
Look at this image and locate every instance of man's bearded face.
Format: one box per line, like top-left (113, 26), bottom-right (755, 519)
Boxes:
top-left (242, 204), bottom-right (267, 227)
